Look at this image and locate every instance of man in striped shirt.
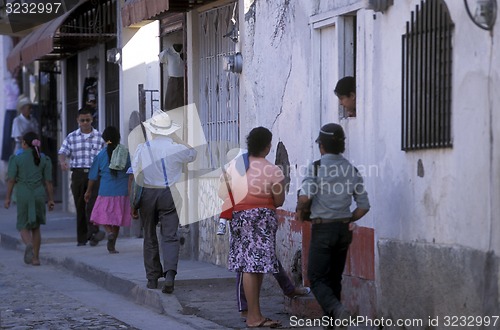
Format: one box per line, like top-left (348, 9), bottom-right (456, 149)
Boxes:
top-left (58, 107), bottom-right (105, 246)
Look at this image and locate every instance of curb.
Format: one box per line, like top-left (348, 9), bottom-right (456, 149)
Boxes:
top-left (0, 231), bottom-right (230, 330)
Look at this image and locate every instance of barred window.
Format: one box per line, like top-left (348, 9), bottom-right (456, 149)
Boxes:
top-left (199, 2), bottom-right (240, 170)
top-left (402, 0), bottom-right (454, 151)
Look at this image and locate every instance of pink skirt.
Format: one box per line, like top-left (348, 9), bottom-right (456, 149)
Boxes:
top-left (90, 196), bottom-right (131, 227)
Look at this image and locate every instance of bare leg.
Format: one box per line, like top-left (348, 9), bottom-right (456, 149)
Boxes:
top-left (20, 229), bottom-right (32, 245)
top-left (243, 272), bottom-right (263, 326)
top-left (104, 224), bottom-right (113, 234)
top-left (107, 225), bottom-right (120, 253)
top-left (31, 227), bottom-right (41, 265)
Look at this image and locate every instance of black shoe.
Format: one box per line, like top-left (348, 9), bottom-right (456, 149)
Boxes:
top-left (77, 242), bottom-right (87, 246)
top-left (331, 304), bottom-right (350, 329)
top-left (147, 279), bottom-right (158, 289)
top-left (162, 270), bottom-right (176, 294)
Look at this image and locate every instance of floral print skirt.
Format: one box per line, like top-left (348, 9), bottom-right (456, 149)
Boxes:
top-left (228, 208), bottom-right (279, 274)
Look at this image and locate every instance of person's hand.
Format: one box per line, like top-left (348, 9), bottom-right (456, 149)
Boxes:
top-left (294, 209), bottom-right (304, 222)
top-left (348, 221), bottom-right (357, 231)
top-left (47, 200), bottom-right (55, 211)
top-left (83, 191), bottom-right (91, 203)
top-left (131, 208), bottom-right (139, 219)
top-left (60, 161), bottom-right (69, 171)
top-left (4, 198), bottom-right (11, 209)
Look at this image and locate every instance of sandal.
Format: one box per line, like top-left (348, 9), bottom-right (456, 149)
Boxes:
top-left (107, 233), bottom-right (118, 253)
top-left (32, 258), bottom-right (41, 266)
top-left (24, 243), bottom-right (34, 265)
top-left (247, 317), bottom-right (281, 328)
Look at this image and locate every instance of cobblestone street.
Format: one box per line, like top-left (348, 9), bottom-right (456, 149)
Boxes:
top-left (0, 244), bottom-right (193, 330)
top-left (0, 261), bottom-right (139, 330)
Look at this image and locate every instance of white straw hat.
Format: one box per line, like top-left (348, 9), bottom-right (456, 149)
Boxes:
top-left (17, 95), bottom-right (32, 112)
top-left (142, 110), bottom-right (180, 136)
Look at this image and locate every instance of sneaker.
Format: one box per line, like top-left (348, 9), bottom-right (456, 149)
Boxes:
top-left (216, 222), bottom-right (227, 235)
top-left (286, 286), bottom-right (311, 299)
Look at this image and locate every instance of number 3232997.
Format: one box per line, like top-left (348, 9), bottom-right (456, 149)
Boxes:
top-left (6, 2), bottom-right (62, 15)
top-left (443, 315), bottom-right (498, 327)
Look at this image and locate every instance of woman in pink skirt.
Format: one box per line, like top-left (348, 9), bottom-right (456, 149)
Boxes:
top-left (84, 126), bottom-right (131, 253)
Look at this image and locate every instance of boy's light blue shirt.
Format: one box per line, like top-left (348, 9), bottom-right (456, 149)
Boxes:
top-left (299, 153), bottom-right (370, 219)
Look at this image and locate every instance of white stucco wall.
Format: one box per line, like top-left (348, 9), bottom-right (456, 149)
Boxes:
top-left (366, 0), bottom-right (500, 255)
top-left (121, 20), bottom-right (161, 147)
top-left (241, 0), bottom-right (500, 252)
top-left (237, 0), bottom-right (500, 315)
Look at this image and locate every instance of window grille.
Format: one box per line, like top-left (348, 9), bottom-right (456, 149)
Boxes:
top-left (402, 0), bottom-right (453, 151)
top-left (199, 2), bottom-right (239, 170)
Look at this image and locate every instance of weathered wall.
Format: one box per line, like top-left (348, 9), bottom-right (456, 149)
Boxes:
top-left (240, 0), bottom-right (500, 321)
top-left (194, 0), bottom-right (500, 321)
top-left (368, 0), bottom-right (500, 322)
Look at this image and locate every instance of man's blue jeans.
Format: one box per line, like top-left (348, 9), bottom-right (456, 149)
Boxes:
top-left (308, 222), bottom-right (352, 315)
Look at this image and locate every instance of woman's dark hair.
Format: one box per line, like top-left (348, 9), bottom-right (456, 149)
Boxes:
top-left (23, 131), bottom-right (41, 166)
top-left (320, 137), bottom-right (345, 154)
top-left (334, 76), bottom-right (355, 97)
top-left (246, 127), bottom-right (272, 157)
top-left (102, 126), bottom-right (120, 176)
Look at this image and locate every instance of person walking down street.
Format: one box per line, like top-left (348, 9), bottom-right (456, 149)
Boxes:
top-left (296, 123), bottom-right (370, 327)
top-left (58, 107), bottom-right (106, 247)
top-left (236, 259), bottom-right (310, 318)
top-left (334, 76), bottom-right (356, 118)
top-left (4, 132), bottom-right (55, 266)
top-left (219, 127), bottom-right (284, 328)
top-left (84, 126), bottom-right (131, 254)
top-left (11, 95), bottom-right (39, 154)
top-left (131, 111), bottom-right (197, 294)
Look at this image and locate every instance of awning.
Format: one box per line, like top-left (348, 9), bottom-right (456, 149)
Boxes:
top-left (7, 0), bottom-right (117, 73)
top-left (122, 0), bottom-right (217, 27)
top-left (121, 0), bottom-right (169, 27)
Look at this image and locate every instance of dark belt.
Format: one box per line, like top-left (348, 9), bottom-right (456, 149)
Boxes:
top-left (71, 168), bottom-right (90, 173)
top-left (310, 217), bottom-right (351, 224)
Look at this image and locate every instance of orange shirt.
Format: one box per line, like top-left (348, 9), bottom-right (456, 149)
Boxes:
top-left (225, 156), bottom-right (284, 211)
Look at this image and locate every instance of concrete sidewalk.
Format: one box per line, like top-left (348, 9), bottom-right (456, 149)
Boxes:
top-left (0, 183), bottom-right (315, 329)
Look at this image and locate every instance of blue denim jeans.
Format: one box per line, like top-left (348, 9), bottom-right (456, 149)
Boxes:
top-left (307, 222), bottom-right (352, 315)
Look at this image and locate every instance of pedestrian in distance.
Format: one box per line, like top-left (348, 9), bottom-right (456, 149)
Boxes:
top-left (131, 110), bottom-right (197, 294)
top-left (4, 132), bottom-right (55, 266)
top-left (219, 126), bottom-right (284, 328)
top-left (335, 76), bottom-right (356, 118)
top-left (58, 106), bottom-right (106, 247)
top-left (84, 126), bottom-right (132, 254)
top-left (295, 123), bottom-right (370, 328)
top-left (11, 95), bottom-right (39, 154)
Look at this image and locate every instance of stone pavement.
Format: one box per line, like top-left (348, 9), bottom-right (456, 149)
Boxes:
top-left (0, 182), bottom-right (325, 330)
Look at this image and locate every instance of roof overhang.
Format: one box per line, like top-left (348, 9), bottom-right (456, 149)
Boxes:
top-left (121, 0), bottom-right (218, 27)
top-left (7, 0), bottom-right (117, 72)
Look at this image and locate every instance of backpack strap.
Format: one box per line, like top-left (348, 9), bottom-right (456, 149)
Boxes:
top-left (313, 159), bottom-right (321, 177)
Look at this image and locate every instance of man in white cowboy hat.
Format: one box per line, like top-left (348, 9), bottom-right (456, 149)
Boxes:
top-left (131, 110), bottom-right (197, 294)
top-left (11, 95), bottom-right (39, 153)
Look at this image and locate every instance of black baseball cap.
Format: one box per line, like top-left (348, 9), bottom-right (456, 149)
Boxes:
top-left (315, 123), bottom-right (345, 143)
